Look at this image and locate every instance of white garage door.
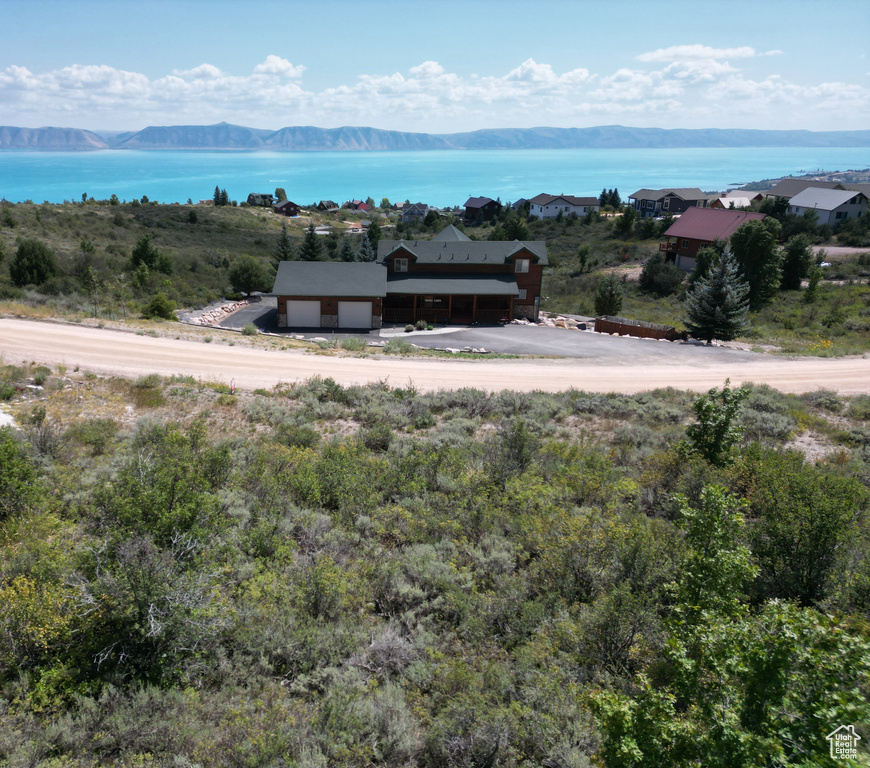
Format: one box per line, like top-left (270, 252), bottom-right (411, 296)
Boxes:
top-left (286, 300), bottom-right (321, 328)
top-left (338, 301), bottom-right (372, 329)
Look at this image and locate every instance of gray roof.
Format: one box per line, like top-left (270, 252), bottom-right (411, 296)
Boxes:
top-left (628, 188), bottom-right (707, 201)
top-left (430, 224), bottom-right (471, 242)
top-left (528, 193), bottom-right (599, 207)
top-left (272, 261), bottom-right (387, 297)
top-left (386, 273), bottom-right (520, 296)
top-left (378, 238), bottom-right (548, 266)
top-left (789, 187), bottom-right (867, 211)
top-left (464, 196), bottom-right (496, 208)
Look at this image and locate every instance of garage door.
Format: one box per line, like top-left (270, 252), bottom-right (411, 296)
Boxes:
top-left (286, 300), bottom-right (321, 328)
top-left (338, 301), bottom-right (372, 329)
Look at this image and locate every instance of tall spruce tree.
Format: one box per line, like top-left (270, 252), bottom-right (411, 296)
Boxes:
top-left (780, 233), bottom-right (813, 290)
top-left (272, 224), bottom-right (295, 271)
top-left (356, 232), bottom-right (376, 262)
top-left (338, 237), bottom-right (356, 262)
top-left (684, 250), bottom-right (750, 343)
top-left (298, 223), bottom-right (323, 261)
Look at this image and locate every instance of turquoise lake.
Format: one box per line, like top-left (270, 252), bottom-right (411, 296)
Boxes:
top-left (0, 147), bottom-right (867, 207)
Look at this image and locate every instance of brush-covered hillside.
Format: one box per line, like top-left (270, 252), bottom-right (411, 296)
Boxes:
top-left (1, 362), bottom-right (869, 766)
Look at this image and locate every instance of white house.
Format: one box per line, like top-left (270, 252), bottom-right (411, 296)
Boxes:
top-left (788, 187), bottom-right (867, 226)
top-left (528, 194), bottom-right (599, 219)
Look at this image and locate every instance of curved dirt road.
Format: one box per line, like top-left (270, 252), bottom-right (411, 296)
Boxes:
top-left (1, 318), bottom-right (868, 395)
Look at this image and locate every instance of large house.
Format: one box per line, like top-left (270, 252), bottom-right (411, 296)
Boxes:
top-left (247, 193), bottom-right (274, 207)
top-left (528, 194), bottom-right (599, 219)
top-left (628, 188), bottom-right (713, 219)
top-left (400, 202), bottom-right (430, 223)
top-left (272, 199), bottom-right (301, 217)
top-left (272, 224), bottom-right (547, 329)
top-left (464, 196), bottom-right (502, 222)
top-left (660, 207), bottom-right (766, 271)
top-left (787, 188), bottom-right (867, 226)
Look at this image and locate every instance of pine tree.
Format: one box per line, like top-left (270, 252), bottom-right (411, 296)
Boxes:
top-left (338, 238), bottom-right (356, 262)
top-left (684, 251), bottom-right (750, 343)
top-left (219, 188), bottom-right (229, 207)
top-left (298, 223), bottom-right (323, 261)
top-left (599, 188), bottom-right (608, 208)
top-left (594, 272), bottom-right (623, 316)
top-left (272, 224), bottom-right (295, 271)
top-left (609, 188), bottom-right (621, 208)
top-left (356, 232), bottom-right (376, 262)
top-left (213, 185), bottom-right (221, 206)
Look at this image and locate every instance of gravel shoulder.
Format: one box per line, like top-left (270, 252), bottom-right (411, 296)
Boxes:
top-left (1, 317), bottom-right (869, 395)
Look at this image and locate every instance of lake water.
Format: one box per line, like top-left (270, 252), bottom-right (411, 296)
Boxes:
top-left (0, 147), bottom-right (867, 207)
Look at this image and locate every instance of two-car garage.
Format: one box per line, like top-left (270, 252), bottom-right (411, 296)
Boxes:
top-left (273, 262), bottom-right (385, 331)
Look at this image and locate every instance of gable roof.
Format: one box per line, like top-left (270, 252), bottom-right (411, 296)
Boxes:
top-left (386, 273), bottom-right (520, 296)
top-left (712, 196), bottom-right (753, 209)
top-left (664, 207), bottom-right (766, 241)
top-left (764, 179), bottom-right (843, 199)
top-left (430, 224), bottom-right (471, 242)
top-left (379, 238), bottom-right (548, 266)
top-left (464, 196), bottom-right (496, 208)
top-left (272, 261), bottom-right (387, 297)
top-left (528, 193), bottom-right (599, 207)
top-left (789, 187), bottom-right (867, 211)
top-left (629, 188), bottom-right (707, 202)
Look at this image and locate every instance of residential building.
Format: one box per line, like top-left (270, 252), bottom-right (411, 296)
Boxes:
top-left (400, 202), bottom-right (430, 223)
top-left (271, 224), bottom-right (547, 329)
top-left (528, 194), bottom-right (599, 219)
top-left (628, 188), bottom-right (713, 219)
top-left (660, 207), bottom-right (766, 271)
top-left (247, 193), bottom-right (274, 207)
top-left (787, 188), bottom-right (867, 226)
top-left (272, 200), bottom-right (301, 217)
top-left (464, 196), bottom-right (502, 222)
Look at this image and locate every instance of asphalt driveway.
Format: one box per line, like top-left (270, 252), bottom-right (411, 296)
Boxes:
top-left (219, 297), bottom-right (759, 361)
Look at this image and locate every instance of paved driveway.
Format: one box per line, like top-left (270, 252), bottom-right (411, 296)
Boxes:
top-left (218, 299), bottom-right (758, 362)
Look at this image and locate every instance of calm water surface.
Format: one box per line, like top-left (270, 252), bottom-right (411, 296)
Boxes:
top-left (0, 148), bottom-right (867, 206)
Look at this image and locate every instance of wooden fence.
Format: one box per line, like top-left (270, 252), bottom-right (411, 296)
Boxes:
top-left (594, 315), bottom-right (681, 341)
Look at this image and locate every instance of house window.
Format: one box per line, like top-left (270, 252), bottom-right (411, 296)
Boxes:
top-left (518, 289), bottom-right (527, 300)
top-left (515, 259), bottom-right (530, 273)
top-left (394, 258), bottom-right (408, 272)
top-left (663, 199), bottom-right (670, 210)
top-left (681, 240), bottom-right (689, 249)
top-left (835, 211), bottom-right (846, 220)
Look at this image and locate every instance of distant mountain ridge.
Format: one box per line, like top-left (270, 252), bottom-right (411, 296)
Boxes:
top-left (2, 122), bottom-right (868, 151)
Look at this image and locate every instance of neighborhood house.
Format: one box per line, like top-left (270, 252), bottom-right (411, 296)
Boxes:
top-left (660, 207), bottom-right (766, 271)
top-left (787, 187), bottom-right (868, 226)
top-left (528, 194), bottom-right (600, 219)
top-left (272, 224), bottom-right (547, 329)
top-left (628, 188), bottom-right (713, 219)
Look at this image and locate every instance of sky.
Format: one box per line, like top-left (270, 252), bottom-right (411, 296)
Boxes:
top-left (0, 0), bottom-right (868, 134)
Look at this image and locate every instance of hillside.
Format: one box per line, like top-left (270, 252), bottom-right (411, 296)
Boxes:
top-left (2, 123), bottom-right (869, 150)
top-left (0, 364), bottom-right (868, 766)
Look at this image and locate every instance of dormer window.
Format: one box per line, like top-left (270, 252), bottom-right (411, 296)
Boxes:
top-left (394, 258), bottom-right (408, 272)
top-left (515, 258), bottom-right (530, 274)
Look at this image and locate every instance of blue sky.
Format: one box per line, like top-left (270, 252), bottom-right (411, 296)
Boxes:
top-left (1, 0), bottom-right (868, 133)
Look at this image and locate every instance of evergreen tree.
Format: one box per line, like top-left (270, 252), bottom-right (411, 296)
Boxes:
top-left (613, 206), bottom-right (636, 238)
top-left (366, 221), bottom-right (382, 249)
top-left (780, 233), bottom-right (813, 290)
top-left (609, 188), bottom-right (621, 208)
top-left (298, 223), bottom-right (323, 261)
top-left (9, 238), bottom-right (59, 287)
top-left (730, 218), bottom-right (782, 309)
top-left (219, 188), bottom-right (229, 206)
top-left (684, 250), bottom-right (750, 343)
top-left (689, 240), bottom-right (727, 285)
top-left (356, 232), bottom-right (376, 262)
top-left (599, 188), bottom-right (608, 208)
top-left (272, 224), bottom-right (295, 272)
top-left (338, 238), bottom-right (356, 262)
top-left (213, 185), bottom-right (221, 206)
top-left (594, 272), bottom-right (623, 316)
top-left (228, 255), bottom-right (269, 296)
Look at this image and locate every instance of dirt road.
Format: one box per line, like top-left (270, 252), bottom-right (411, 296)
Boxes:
top-left (1, 318), bottom-right (869, 395)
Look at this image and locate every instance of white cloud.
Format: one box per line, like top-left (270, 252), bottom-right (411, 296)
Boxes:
top-left (0, 51), bottom-right (866, 132)
top-left (637, 45), bottom-right (757, 62)
top-left (253, 55), bottom-right (305, 78)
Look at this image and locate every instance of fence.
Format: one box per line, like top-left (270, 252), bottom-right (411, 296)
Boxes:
top-left (594, 315), bottom-right (681, 341)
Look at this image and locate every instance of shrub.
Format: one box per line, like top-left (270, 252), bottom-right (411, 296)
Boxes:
top-left (241, 323), bottom-right (259, 336)
top-left (415, 319), bottom-right (428, 330)
top-left (385, 339), bottom-right (413, 355)
top-left (142, 292), bottom-right (176, 320)
top-left (66, 417), bottom-right (119, 455)
top-left (639, 253), bottom-right (684, 296)
top-left (404, 324), bottom-right (415, 333)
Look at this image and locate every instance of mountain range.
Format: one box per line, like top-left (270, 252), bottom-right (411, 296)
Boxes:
top-left (1, 123), bottom-right (868, 151)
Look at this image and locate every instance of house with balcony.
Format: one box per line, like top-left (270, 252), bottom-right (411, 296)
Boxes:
top-left (660, 208), bottom-right (766, 271)
top-left (628, 188), bottom-right (713, 219)
top-left (271, 224), bottom-right (547, 329)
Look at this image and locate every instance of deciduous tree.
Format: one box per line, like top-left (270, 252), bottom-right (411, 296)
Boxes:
top-left (729, 218), bottom-right (782, 309)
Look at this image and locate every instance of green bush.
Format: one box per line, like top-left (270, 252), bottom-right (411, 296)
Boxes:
top-left (241, 323), bottom-right (259, 336)
top-left (142, 292), bottom-right (176, 320)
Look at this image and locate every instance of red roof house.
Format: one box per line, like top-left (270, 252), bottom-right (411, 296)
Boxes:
top-left (661, 207), bottom-right (766, 271)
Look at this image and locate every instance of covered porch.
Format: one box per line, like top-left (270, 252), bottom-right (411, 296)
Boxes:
top-left (384, 273), bottom-right (519, 325)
